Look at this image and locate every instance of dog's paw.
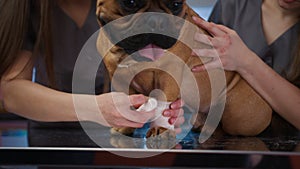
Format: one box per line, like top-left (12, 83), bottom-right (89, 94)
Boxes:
top-left (110, 127), bottom-right (135, 136)
top-left (146, 127), bottom-right (177, 149)
top-left (110, 132), bottom-right (137, 148)
top-left (191, 111), bottom-right (208, 132)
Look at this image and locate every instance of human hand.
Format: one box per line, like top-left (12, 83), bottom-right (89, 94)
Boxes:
top-left (96, 92), bottom-right (155, 128)
top-left (163, 99), bottom-right (185, 134)
top-left (191, 16), bottom-right (255, 73)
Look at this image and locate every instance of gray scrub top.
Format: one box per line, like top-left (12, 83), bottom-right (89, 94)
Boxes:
top-left (209, 0), bottom-right (299, 134)
top-left (26, 0), bottom-right (106, 94)
top-left (209, 0), bottom-right (300, 76)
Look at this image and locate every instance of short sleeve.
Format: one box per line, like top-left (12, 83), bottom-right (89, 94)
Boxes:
top-left (208, 0), bottom-right (222, 23)
top-left (208, 0), bottom-right (238, 29)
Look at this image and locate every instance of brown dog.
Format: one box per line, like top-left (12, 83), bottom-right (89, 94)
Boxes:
top-left (96, 0), bottom-right (272, 138)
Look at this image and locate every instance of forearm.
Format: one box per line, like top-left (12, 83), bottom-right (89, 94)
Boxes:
top-left (0, 50), bottom-right (105, 124)
top-left (238, 52), bottom-right (300, 129)
top-left (2, 79), bottom-right (78, 122)
top-left (191, 18), bottom-right (300, 129)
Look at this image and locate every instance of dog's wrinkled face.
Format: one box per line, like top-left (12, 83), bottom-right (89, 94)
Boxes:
top-left (97, 0), bottom-right (187, 61)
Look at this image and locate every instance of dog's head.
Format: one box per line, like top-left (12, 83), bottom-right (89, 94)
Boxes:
top-left (97, 0), bottom-right (203, 101)
top-left (97, 0), bottom-right (188, 58)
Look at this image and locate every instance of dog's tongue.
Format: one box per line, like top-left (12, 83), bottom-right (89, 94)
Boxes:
top-left (138, 44), bottom-right (164, 61)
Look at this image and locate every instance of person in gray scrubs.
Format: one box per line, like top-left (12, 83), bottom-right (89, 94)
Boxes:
top-left (0, 0), bottom-right (184, 132)
top-left (192, 0), bottom-right (300, 131)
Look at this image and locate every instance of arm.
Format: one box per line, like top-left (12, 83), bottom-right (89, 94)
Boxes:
top-left (191, 18), bottom-right (300, 129)
top-left (240, 52), bottom-right (300, 129)
top-left (1, 50), bottom-right (184, 128)
top-left (0, 50), bottom-right (149, 127)
top-left (1, 50), bottom-right (79, 122)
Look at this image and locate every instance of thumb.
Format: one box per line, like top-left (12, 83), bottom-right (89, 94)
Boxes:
top-left (129, 94), bottom-right (147, 108)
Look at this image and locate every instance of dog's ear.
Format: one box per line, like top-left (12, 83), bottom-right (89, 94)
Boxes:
top-left (96, 0), bottom-right (103, 26)
top-left (186, 6), bottom-right (201, 24)
top-left (96, 0), bottom-right (109, 27)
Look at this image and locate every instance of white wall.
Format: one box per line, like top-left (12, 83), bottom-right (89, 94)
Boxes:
top-left (186, 0), bottom-right (217, 20)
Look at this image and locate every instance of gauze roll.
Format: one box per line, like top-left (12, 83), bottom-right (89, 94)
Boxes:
top-left (137, 98), bottom-right (174, 130)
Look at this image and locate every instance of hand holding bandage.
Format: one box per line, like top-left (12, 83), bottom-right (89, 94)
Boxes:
top-left (137, 98), bottom-right (174, 130)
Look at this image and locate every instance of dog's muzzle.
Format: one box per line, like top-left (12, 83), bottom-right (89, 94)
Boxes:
top-left (103, 13), bottom-right (184, 62)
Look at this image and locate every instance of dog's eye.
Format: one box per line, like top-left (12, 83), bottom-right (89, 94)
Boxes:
top-left (168, 1), bottom-right (183, 15)
top-left (123, 0), bottom-right (137, 9)
top-left (173, 2), bottom-right (182, 8)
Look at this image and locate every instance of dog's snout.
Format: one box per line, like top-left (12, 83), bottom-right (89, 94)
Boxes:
top-left (147, 15), bottom-right (168, 32)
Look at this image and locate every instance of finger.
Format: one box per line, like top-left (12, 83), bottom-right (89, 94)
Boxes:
top-left (111, 118), bottom-right (145, 128)
top-left (170, 99), bottom-right (185, 109)
top-left (192, 49), bottom-right (219, 58)
top-left (168, 111), bottom-right (185, 125)
top-left (192, 16), bottom-right (226, 37)
top-left (169, 117), bottom-right (177, 125)
top-left (119, 105), bottom-right (155, 123)
top-left (126, 121), bottom-right (145, 128)
top-left (194, 33), bottom-right (212, 45)
top-left (192, 59), bottom-right (222, 72)
top-left (216, 24), bottom-right (234, 34)
top-left (195, 33), bottom-right (227, 49)
top-left (129, 94), bottom-right (147, 108)
top-left (169, 117), bottom-right (185, 130)
top-left (124, 111), bottom-right (152, 123)
top-left (162, 99), bottom-right (184, 117)
top-left (191, 65), bottom-right (206, 72)
top-left (163, 108), bottom-right (184, 118)
top-left (202, 59), bottom-right (223, 70)
top-left (212, 37), bottom-right (230, 48)
top-left (174, 116), bottom-right (185, 127)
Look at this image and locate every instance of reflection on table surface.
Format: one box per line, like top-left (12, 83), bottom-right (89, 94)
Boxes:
top-left (1, 112), bottom-right (300, 169)
top-left (0, 117), bottom-right (299, 152)
top-left (0, 120), bottom-right (28, 147)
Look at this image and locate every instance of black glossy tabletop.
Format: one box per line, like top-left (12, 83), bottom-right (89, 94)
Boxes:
top-left (1, 113), bottom-right (300, 168)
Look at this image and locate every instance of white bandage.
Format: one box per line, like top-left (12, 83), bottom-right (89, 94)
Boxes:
top-left (137, 98), bottom-right (174, 130)
top-left (136, 98), bottom-right (158, 112)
